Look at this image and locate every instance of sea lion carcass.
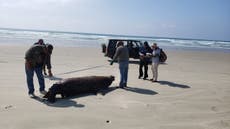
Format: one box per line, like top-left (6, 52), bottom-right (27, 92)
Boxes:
top-left (44, 75), bottom-right (115, 102)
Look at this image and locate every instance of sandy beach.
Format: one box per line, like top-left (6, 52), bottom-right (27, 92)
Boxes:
top-left (0, 45), bottom-right (230, 129)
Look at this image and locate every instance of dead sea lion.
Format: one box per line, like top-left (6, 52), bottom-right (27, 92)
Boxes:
top-left (43, 75), bottom-right (115, 103)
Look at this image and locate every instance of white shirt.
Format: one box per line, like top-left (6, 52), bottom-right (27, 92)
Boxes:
top-left (152, 48), bottom-right (161, 63)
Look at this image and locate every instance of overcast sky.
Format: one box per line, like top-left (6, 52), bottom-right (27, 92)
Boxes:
top-left (0, 0), bottom-right (230, 40)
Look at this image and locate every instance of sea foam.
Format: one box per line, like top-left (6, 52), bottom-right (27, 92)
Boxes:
top-left (0, 28), bottom-right (229, 50)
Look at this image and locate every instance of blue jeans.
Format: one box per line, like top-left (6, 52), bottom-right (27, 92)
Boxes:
top-left (119, 61), bottom-right (129, 87)
top-left (25, 66), bottom-right (45, 94)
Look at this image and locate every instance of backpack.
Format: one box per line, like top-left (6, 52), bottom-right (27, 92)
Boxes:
top-left (159, 49), bottom-right (167, 63)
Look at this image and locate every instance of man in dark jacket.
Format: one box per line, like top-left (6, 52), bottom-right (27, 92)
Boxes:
top-left (138, 41), bottom-right (152, 80)
top-left (25, 43), bottom-right (47, 97)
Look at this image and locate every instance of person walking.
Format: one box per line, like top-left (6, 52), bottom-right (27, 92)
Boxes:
top-left (25, 42), bottom-right (47, 97)
top-left (110, 41), bottom-right (129, 88)
top-left (138, 41), bottom-right (152, 80)
top-left (150, 43), bottom-right (161, 82)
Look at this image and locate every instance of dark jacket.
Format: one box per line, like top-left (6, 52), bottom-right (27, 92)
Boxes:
top-left (139, 46), bottom-right (152, 62)
top-left (44, 54), bottom-right (52, 69)
top-left (25, 44), bottom-right (46, 68)
top-left (44, 44), bottom-right (53, 69)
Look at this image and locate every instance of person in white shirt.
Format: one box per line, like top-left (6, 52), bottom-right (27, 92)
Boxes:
top-left (150, 43), bottom-right (161, 82)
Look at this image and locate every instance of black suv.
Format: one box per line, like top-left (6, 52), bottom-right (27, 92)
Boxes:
top-left (102, 39), bottom-right (143, 59)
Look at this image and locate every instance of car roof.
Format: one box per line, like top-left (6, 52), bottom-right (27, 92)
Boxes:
top-left (108, 39), bottom-right (141, 42)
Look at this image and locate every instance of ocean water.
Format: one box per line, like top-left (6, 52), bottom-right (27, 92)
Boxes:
top-left (0, 28), bottom-right (230, 50)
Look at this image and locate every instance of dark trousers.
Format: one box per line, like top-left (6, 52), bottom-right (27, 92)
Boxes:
top-left (25, 66), bottom-right (45, 94)
top-left (139, 59), bottom-right (148, 78)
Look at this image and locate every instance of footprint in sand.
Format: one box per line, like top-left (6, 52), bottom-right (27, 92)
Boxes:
top-left (220, 120), bottom-right (230, 127)
top-left (211, 106), bottom-right (218, 112)
top-left (4, 105), bottom-right (13, 110)
top-left (208, 120), bottom-right (230, 128)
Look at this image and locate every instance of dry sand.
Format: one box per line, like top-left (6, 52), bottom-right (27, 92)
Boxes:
top-left (0, 45), bottom-right (230, 129)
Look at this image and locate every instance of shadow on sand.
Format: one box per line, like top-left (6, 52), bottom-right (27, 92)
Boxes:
top-left (31, 96), bottom-right (85, 108)
top-left (31, 87), bottom-right (118, 108)
top-left (98, 87), bottom-right (119, 95)
top-left (108, 59), bottom-right (167, 65)
top-left (108, 59), bottom-right (139, 65)
top-left (44, 76), bottom-right (63, 81)
top-left (157, 81), bottom-right (190, 88)
top-left (123, 86), bottom-right (158, 95)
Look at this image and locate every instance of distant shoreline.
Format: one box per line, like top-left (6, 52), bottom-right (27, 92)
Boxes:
top-left (1, 27), bottom-right (229, 42)
top-left (0, 42), bottom-right (229, 54)
top-left (0, 28), bottom-right (230, 50)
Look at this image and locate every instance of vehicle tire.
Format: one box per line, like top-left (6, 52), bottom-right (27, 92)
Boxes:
top-left (101, 44), bottom-right (106, 53)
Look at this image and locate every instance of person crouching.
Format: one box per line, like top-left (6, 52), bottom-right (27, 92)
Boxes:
top-left (25, 43), bottom-right (47, 97)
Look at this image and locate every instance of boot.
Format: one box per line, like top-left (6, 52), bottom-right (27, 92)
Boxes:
top-left (48, 69), bottom-right (53, 77)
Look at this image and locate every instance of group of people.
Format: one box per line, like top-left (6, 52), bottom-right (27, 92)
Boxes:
top-left (25, 39), bottom-right (53, 97)
top-left (110, 41), bottom-right (161, 88)
top-left (25, 39), bottom-right (161, 97)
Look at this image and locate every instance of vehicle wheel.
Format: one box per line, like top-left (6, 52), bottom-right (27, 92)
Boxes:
top-left (101, 44), bottom-right (106, 53)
